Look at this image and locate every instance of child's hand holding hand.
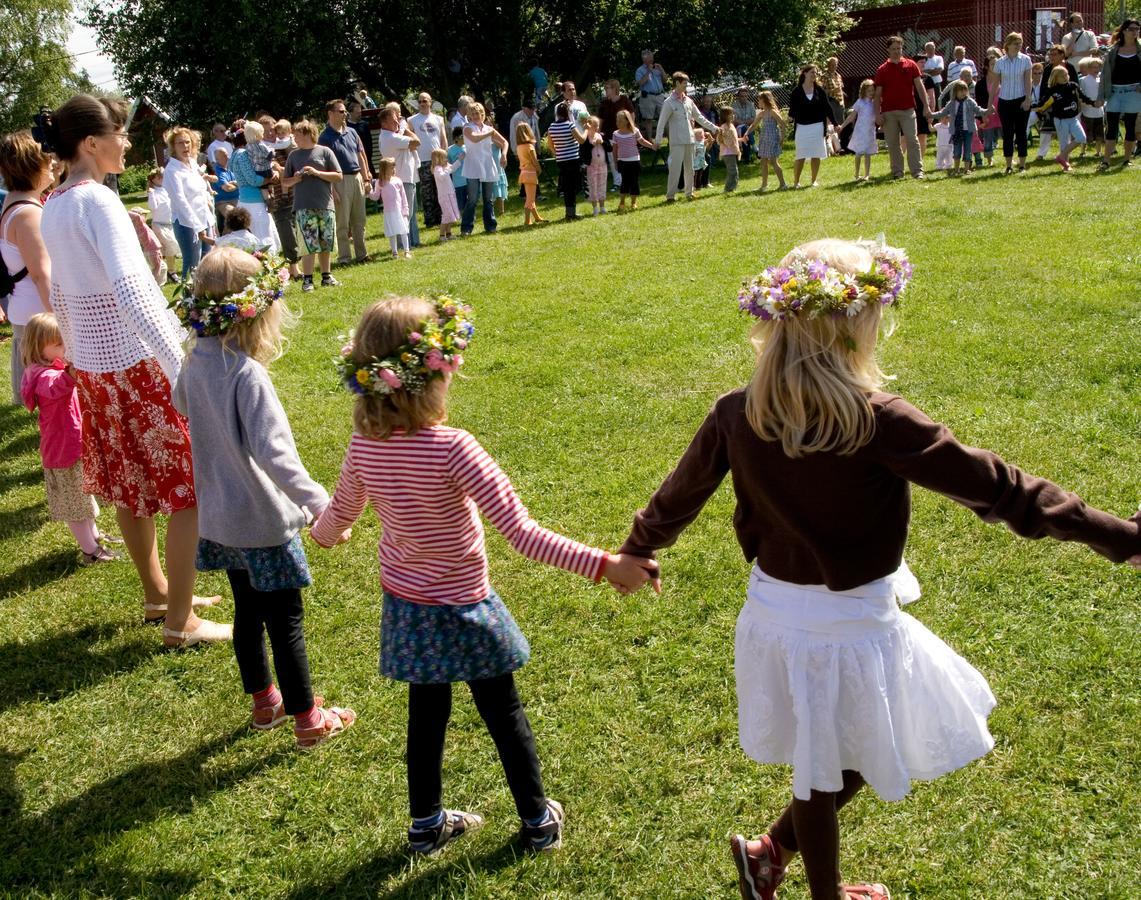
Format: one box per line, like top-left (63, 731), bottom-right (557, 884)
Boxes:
top-left (604, 554), bottom-right (661, 595)
top-left (333, 527), bottom-right (353, 545)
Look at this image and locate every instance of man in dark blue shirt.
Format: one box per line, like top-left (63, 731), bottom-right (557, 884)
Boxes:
top-left (319, 98), bottom-right (373, 263)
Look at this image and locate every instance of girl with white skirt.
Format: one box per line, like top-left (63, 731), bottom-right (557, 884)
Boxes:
top-left (619, 238), bottom-right (1141, 900)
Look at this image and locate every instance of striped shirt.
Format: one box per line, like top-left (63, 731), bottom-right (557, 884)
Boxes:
top-left (611, 129), bottom-right (645, 161)
top-left (311, 426), bottom-right (608, 604)
top-left (993, 53), bottom-right (1032, 101)
top-left (546, 121), bottom-right (581, 162)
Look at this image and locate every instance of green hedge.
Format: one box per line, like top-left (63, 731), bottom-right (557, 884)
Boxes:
top-left (117, 163), bottom-right (152, 196)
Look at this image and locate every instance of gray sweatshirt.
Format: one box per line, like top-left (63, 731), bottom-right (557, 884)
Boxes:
top-left (172, 337), bottom-right (329, 548)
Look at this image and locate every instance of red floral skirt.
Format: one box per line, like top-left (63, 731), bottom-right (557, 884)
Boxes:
top-left (75, 357), bottom-right (196, 518)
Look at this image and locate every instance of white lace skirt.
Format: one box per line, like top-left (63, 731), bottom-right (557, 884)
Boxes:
top-left (735, 563), bottom-right (996, 802)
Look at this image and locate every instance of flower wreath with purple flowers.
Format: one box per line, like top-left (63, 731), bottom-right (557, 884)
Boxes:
top-left (169, 251), bottom-right (289, 336)
top-left (738, 243), bottom-right (912, 322)
top-left (337, 295), bottom-right (474, 396)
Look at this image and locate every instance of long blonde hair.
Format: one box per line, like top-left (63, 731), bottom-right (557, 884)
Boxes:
top-left (351, 297), bottom-right (449, 440)
top-left (745, 239), bottom-right (890, 457)
top-left (191, 247), bottom-right (292, 364)
top-left (20, 312), bottom-right (63, 369)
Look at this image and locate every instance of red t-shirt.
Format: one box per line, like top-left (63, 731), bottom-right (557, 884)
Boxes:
top-left (875, 58), bottom-right (922, 112)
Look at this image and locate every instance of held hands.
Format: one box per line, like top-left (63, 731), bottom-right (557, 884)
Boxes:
top-left (603, 554), bottom-right (662, 595)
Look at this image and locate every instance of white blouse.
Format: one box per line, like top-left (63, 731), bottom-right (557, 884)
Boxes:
top-left (163, 157), bottom-right (212, 231)
top-left (40, 181), bottom-right (186, 383)
top-left (993, 53), bottom-right (1032, 101)
top-left (461, 124), bottom-right (499, 182)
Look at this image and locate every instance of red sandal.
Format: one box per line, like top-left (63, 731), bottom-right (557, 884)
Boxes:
top-left (730, 833), bottom-right (785, 900)
top-left (843, 883), bottom-right (891, 900)
top-left (295, 706), bottom-right (356, 750)
top-left (252, 695), bottom-right (324, 731)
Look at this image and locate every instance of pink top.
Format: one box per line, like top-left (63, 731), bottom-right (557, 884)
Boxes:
top-left (587, 134), bottom-right (607, 169)
top-left (311, 426), bottom-right (609, 604)
top-left (20, 360), bottom-right (83, 469)
top-left (610, 129), bottom-right (646, 161)
top-left (719, 124), bottom-right (741, 156)
top-left (370, 178), bottom-right (410, 216)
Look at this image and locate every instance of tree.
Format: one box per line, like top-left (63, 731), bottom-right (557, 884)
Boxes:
top-left (86, 0), bottom-right (850, 126)
top-left (1, 0), bottom-right (97, 135)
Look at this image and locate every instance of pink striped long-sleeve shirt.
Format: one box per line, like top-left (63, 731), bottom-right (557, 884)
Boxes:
top-left (311, 426), bottom-right (609, 604)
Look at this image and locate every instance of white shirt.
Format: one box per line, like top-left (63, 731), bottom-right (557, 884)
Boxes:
top-left (564, 99), bottom-right (588, 123)
top-left (206, 139), bottom-right (234, 166)
top-left (946, 58), bottom-right (976, 82)
top-left (460, 124), bottom-right (499, 182)
top-left (0, 203), bottom-right (45, 326)
top-left (1079, 74), bottom-right (1104, 117)
top-left (162, 157), bottom-right (212, 231)
top-left (924, 55), bottom-right (945, 84)
top-left (993, 53), bottom-right (1032, 101)
top-left (408, 112), bottom-right (447, 163)
top-left (41, 181), bottom-right (185, 382)
top-left (1062, 29), bottom-right (1098, 65)
top-left (378, 129), bottom-right (419, 184)
top-left (449, 111), bottom-right (468, 132)
top-left (147, 186), bottom-right (173, 225)
top-left (508, 109), bottom-right (539, 155)
top-left (213, 229), bottom-right (269, 252)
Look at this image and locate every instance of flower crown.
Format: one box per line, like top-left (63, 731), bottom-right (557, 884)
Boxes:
top-left (738, 242), bottom-right (912, 322)
top-left (169, 251), bottom-right (288, 336)
top-left (337, 295), bottom-right (474, 396)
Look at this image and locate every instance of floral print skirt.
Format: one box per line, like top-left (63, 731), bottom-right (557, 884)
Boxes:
top-left (196, 533), bottom-right (312, 592)
top-left (381, 589), bottom-right (530, 684)
top-left (75, 357), bottom-right (196, 518)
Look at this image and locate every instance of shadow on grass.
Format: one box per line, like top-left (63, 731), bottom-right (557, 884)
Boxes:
top-left (0, 621), bottom-right (163, 711)
top-left (284, 835), bottom-right (529, 899)
top-left (0, 547), bottom-right (79, 599)
top-left (0, 501), bottom-right (48, 537)
top-left (0, 726), bottom-right (283, 895)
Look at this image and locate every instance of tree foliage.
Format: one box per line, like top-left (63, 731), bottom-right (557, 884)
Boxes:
top-left (86, 0), bottom-right (850, 125)
top-left (1, 0), bottom-right (96, 135)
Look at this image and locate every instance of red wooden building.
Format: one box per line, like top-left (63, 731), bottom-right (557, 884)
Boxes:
top-left (837, 0), bottom-right (1105, 99)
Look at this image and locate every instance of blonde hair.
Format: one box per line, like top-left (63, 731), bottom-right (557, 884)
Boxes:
top-left (616, 109), bottom-right (636, 131)
top-left (1048, 66), bottom-right (1070, 85)
top-left (1004, 31), bottom-right (1023, 49)
top-left (243, 120), bottom-right (265, 143)
top-left (745, 239), bottom-right (891, 457)
top-left (20, 313), bottom-right (63, 369)
top-left (351, 297), bottom-right (448, 440)
top-left (274, 119), bottom-right (292, 135)
top-left (859, 78), bottom-right (875, 99)
top-left (191, 247), bottom-right (292, 364)
top-left (166, 126), bottom-right (195, 155)
top-left (587, 115), bottom-right (601, 129)
top-left (377, 157), bottom-right (396, 180)
top-left (430, 147), bottom-right (449, 167)
top-left (1081, 56), bottom-right (1101, 69)
top-left (293, 119), bottom-right (319, 141)
top-left (514, 122), bottom-right (535, 145)
top-left (468, 102), bottom-right (486, 120)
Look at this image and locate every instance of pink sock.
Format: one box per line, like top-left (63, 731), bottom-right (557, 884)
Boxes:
top-left (252, 685), bottom-right (282, 709)
top-left (67, 519), bottom-right (100, 554)
top-left (294, 706), bottom-right (323, 731)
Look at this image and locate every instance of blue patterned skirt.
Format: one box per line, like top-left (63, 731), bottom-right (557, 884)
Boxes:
top-left (196, 534), bottom-right (312, 592)
top-left (381, 589), bottom-right (530, 684)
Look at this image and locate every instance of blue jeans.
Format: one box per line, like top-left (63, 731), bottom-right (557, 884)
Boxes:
top-left (402, 181), bottom-right (420, 247)
top-left (454, 184), bottom-right (468, 215)
top-left (461, 180), bottom-right (496, 234)
top-left (172, 219), bottom-right (201, 280)
top-left (952, 132), bottom-right (971, 163)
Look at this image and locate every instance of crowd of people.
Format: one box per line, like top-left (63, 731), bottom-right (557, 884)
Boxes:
top-left (0, 18), bottom-right (1139, 900)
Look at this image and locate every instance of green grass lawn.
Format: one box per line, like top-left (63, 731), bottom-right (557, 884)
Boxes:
top-left (0, 153), bottom-right (1138, 899)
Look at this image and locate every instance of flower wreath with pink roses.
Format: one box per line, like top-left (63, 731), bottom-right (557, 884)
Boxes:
top-left (337, 294), bottom-right (474, 396)
top-left (169, 250), bottom-right (289, 336)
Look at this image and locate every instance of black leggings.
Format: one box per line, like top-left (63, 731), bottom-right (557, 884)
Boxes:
top-left (407, 673), bottom-right (546, 821)
top-left (227, 569), bottom-right (313, 715)
top-left (617, 159), bottom-right (642, 196)
top-left (556, 159), bottom-right (580, 214)
top-left (1105, 111), bottom-right (1138, 142)
top-left (998, 96), bottom-right (1030, 159)
top-left (768, 770), bottom-right (866, 900)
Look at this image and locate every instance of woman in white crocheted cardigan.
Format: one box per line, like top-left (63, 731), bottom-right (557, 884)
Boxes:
top-left (39, 95), bottom-right (231, 648)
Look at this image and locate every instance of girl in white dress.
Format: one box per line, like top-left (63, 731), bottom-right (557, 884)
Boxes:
top-left (837, 80), bottom-right (879, 181)
top-left (618, 239), bottom-right (1140, 900)
top-left (370, 158), bottom-right (411, 258)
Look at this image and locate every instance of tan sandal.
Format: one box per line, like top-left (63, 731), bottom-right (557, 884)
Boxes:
top-left (162, 618), bottom-right (232, 648)
top-left (295, 706), bottom-right (356, 750)
top-left (145, 594), bottom-right (223, 625)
